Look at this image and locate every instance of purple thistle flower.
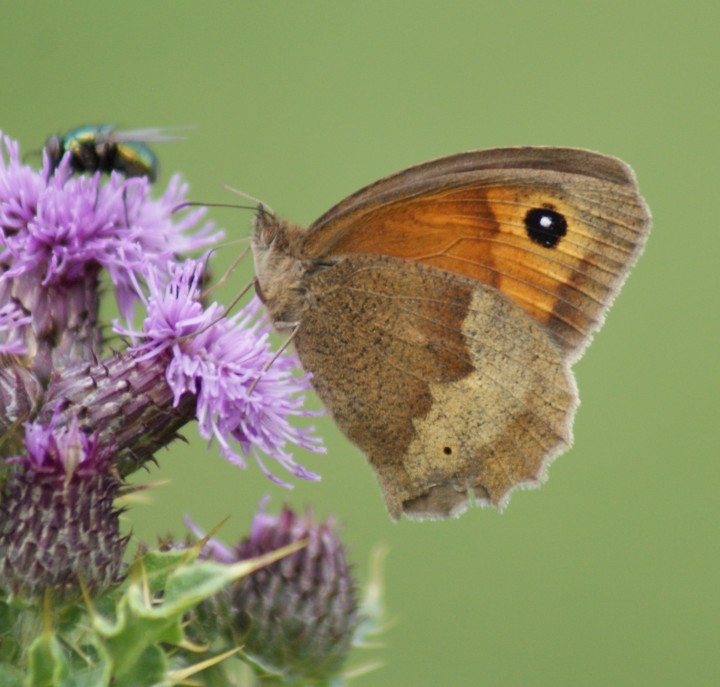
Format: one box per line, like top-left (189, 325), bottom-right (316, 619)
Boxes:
top-left (21, 416), bottom-right (103, 475)
top-left (0, 132), bottom-right (222, 325)
top-left (0, 129), bottom-right (325, 607)
top-left (0, 418), bottom-right (126, 598)
top-left (0, 136), bottom-right (48, 235)
top-left (0, 131), bottom-right (224, 381)
top-left (189, 501), bottom-right (360, 682)
top-left (120, 258), bottom-right (324, 488)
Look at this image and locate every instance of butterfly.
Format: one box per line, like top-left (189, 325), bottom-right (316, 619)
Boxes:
top-left (251, 147), bottom-right (650, 520)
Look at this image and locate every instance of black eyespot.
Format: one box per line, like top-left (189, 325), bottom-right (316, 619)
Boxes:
top-left (524, 207), bottom-right (567, 248)
top-left (443, 446), bottom-right (453, 456)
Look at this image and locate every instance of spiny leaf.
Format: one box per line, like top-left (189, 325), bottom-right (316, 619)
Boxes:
top-left (91, 540), bottom-right (305, 681)
top-left (162, 540), bottom-right (307, 609)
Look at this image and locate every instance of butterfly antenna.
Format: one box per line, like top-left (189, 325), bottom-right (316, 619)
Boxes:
top-left (223, 184), bottom-right (275, 217)
top-left (247, 324), bottom-right (300, 395)
top-left (172, 200), bottom-right (258, 214)
top-left (171, 189), bottom-right (273, 340)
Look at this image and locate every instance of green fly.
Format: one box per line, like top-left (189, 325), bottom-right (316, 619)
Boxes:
top-left (45, 125), bottom-right (182, 181)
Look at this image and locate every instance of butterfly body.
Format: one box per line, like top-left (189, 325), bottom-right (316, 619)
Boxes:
top-left (252, 147), bottom-right (650, 520)
top-left (252, 213), bottom-right (317, 329)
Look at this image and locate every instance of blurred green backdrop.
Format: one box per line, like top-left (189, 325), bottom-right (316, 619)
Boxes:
top-left (2, 2), bottom-right (717, 685)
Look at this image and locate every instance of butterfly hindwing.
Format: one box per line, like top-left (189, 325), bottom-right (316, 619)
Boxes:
top-left (295, 254), bottom-right (575, 519)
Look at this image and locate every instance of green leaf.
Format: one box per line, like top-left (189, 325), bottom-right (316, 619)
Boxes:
top-left (111, 645), bottom-right (167, 687)
top-left (59, 642), bottom-right (112, 687)
top-left (163, 541), bottom-right (306, 610)
top-left (353, 546), bottom-right (388, 648)
top-left (0, 599), bottom-right (13, 634)
top-left (1, 543), bottom-right (307, 686)
top-left (26, 629), bottom-right (69, 687)
top-left (91, 542), bottom-right (304, 682)
top-left (130, 549), bottom-right (196, 598)
top-left (0, 600), bottom-right (20, 664)
top-left (0, 663), bottom-right (23, 687)
top-left (93, 584), bottom-right (183, 679)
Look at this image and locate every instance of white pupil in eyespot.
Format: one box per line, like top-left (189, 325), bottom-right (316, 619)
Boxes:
top-left (540, 215), bottom-right (553, 228)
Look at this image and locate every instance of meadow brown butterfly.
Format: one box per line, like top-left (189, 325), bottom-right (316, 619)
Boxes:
top-left (251, 147), bottom-right (650, 520)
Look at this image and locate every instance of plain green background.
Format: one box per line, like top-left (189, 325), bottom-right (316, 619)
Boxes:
top-left (2, 2), bottom-right (717, 685)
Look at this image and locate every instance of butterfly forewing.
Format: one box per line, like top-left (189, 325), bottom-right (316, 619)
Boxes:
top-left (303, 148), bottom-right (650, 359)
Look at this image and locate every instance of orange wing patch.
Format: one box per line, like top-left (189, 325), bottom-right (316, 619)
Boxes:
top-left (321, 183), bottom-right (647, 357)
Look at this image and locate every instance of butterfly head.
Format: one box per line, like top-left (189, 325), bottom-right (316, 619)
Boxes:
top-left (251, 206), bottom-right (310, 330)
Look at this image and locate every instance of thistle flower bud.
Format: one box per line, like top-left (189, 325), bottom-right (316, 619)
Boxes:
top-left (230, 503), bottom-right (359, 682)
top-left (0, 420), bottom-right (126, 599)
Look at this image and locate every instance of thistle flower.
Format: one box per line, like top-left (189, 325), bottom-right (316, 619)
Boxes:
top-left (0, 419), bottom-right (126, 599)
top-left (118, 258), bottom-right (324, 486)
top-left (1, 130), bottom-right (322, 485)
top-left (0, 129), bottom-right (326, 622)
top-left (0, 130), bottom-right (220, 375)
top-left (0, 129), bottom-right (341, 685)
top-left (193, 502), bottom-right (360, 682)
